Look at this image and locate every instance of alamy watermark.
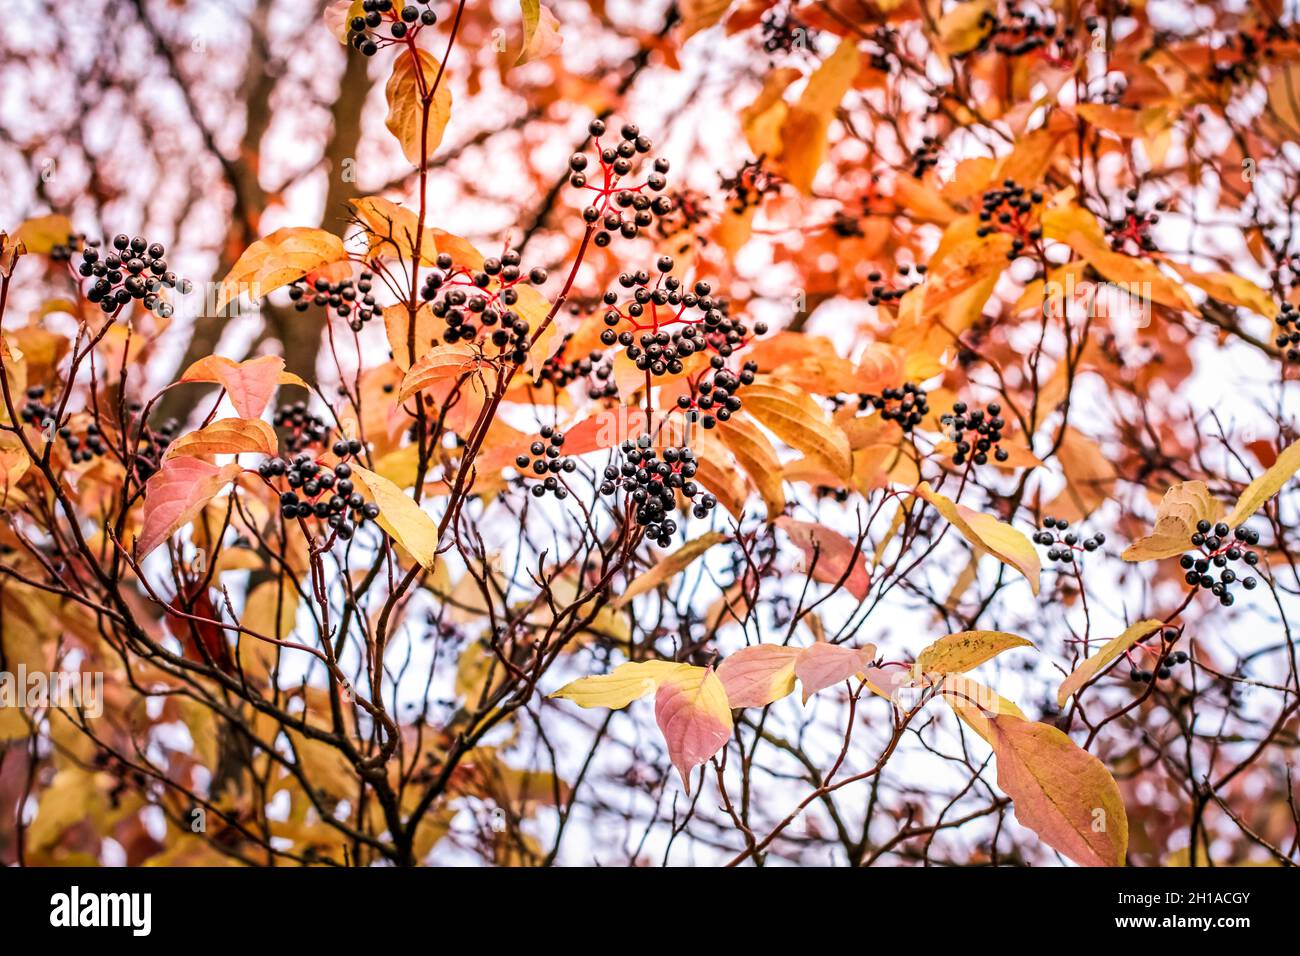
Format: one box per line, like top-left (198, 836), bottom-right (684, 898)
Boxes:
top-left (0, 666), bottom-right (104, 719)
top-left (1043, 272), bottom-right (1152, 328)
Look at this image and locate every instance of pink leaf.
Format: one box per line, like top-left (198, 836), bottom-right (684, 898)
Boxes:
top-left (776, 517), bottom-right (872, 600)
top-left (181, 355), bottom-right (303, 420)
top-left (137, 458), bottom-right (243, 558)
top-left (794, 643), bottom-right (877, 703)
top-left (654, 666), bottom-right (733, 792)
top-left (716, 645), bottom-right (800, 708)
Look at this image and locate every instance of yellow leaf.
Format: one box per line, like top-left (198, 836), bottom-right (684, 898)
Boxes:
top-left (616, 531), bottom-right (728, 606)
top-left (680, 0), bottom-right (733, 39)
top-left (778, 39), bottom-right (860, 194)
top-left (916, 630), bottom-right (1033, 676)
top-left (741, 382), bottom-right (852, 480)
top-left (13, 214), bottom-right (73, 255)
top-left (550, 659), bottom-right (692, 709)
top-left (1121, 480), bottom-right (1222, 561)
top-left (349, 464), bottom-right (442, 571)
top-left (214, 227), bottom-right (347, 313)
top-left (164, 418), bottom-right (278, 460)
top-left (1224, 436), bottom-right (1300, 528)
top-left (989, 715), bottom-right (1128, 867)
top-left (941, 675), bottom-right (1026, 744)
top-left (1168, 262), bottom-right (1276, 318)
top-left (385, 49), bottom-right (453, 166)
top-left (917, 482), bottom-right (1040, 594)
top-left (1056, 619), bottom-right (1164, 707)
top-left (717, 412), bottom-right (786, 518)
top-left (938, 0), bottom-right (993, 55)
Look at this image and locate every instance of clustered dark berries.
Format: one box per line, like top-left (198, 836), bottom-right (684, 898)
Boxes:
top-left (258, 440), bottom-right (376, 541)
top-left (676, 360), bottom-right (758, 430)
top-left (133, 418), bottom-right (180, 480)
top-left (760, 9), bottom-right (814, 55)
top-left (536, 333), bottom-right (617, 398)
top-left (719, 159), bottom-right (781, 216)
top-left (910, 137), bottom-right (942, 178)
top-left (976, 180), bottom-right (1044, 261)
top-left (1033, 515), bottom-right (1104, 564)
top-left (942, 400), bottom-right (1008, 467)
top-left (866, 265), bottom-right (925, 307)
top-left (514, 426), bottom-right (577, 500)
top-left (1208, 22), bottom-right (1297, 84)
top-left (421, 248), bottom-right (546, 363)
top-left (1273, 301), bottom-right (1299, 363)
top-left (571, 120), bottom-right (672, 247)
top-left (273, 401), bottom-right (332, 455)
top-left (1130, 628), bottom-right (1188, 684)
top-left (858, 382), bottom-right (929, 434)
top-left (290, 271), bottom-right (376, 332)
top-left (599, 435), bottom-right (716, 547)
top-left (1106, 190), bottom-right (1166, 255)
top-left (982, 7), bottom-right (1079, 65)
top-left (20, 386), bottom-right (110, 464)
top-left (1179, 521), bottom-right (1260, 607)
top-left (347, 0), bottom-right (437, 56)
top-left (71, 234), bottom-right (190, 318)
top-left (599, 263), bottom-right (766, 385)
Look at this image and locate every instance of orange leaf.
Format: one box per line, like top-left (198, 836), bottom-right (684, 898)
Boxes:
top-left (137, 458), bottom-right (243, 558)
top-left (776, 517), bottom-right (871, 600)
top-left (181, 354), bottom-right (307, 420)
top-left (164, 418), bottom-right (278, 460)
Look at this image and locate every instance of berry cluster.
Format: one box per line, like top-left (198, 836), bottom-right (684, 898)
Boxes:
top-left (515, 427), bottom-right (577, 500)
top-left (719, 159), bottom-right (781, 216)
top-left (1129, 628), bottom-right (1187, 684)
top-left (132, 419), bottom-right (179, 480)
top-left (72, 234), bottom-right (190, 318)
top-left (1273, 301), bottom-right (1299, 363)
top-left (858, 382), bottom-right (929, 434)
top-left (258, 440), bottom-right (376, 540)
top-left (570, 120), bottom-right (673, 247)
top-left (1033, 516), bottom-right (1104, 564)
top-left (600, 437), bottom-right (716, 546)
top-left (535, 334), bottom-right (616, 398)
top-left (1208, 23), bottom-right (1297, 84)
top-left (1179, 521), bottom-right (1260, 607)
top-left (290, 272), bottom-right (377, 332)
top-left (982, 7), bottom-right (1080, 66)
top-left (273, 401), bottom-right (332, 455)
top-left (760, 9), bottom-right (813, 55)
top-left (421, 249), bottom-right (546, 363)
top-left (866, 266), bottom-right (926, 307)
top-left (347, 0), bottom-right (437, 56)
top-left (20, 387), bottom-right (110, 464)
top-left (598, 262), bottom-right (765, 382)
top-left (675, 360), bottom-right (758, 430)
top-left (910, 137), bottom-right (942, 178)
top-left (1106, 191), bottom-right (1166, 255)
top-left (941, 401), bottom-right (1008, 467)
top-left (976, 181), bottom-right (1044, 261)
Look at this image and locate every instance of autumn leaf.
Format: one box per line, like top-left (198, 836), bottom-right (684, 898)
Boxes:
top-left (13, 213), bottom-right (74, 255)
top-left (397, 342), bottom-right (483, 404)
top-left (182, 354), bottom-right (308, 420)
top-left (654, 666), bottom-right (733, 791)
top-left (917, 482), bottom-right (1040, 594)
top-left (741, 382), bottom-right (853, 481)
top-left (937, 0), bottom-right (993, 56)
top-left (616, 531), bottom-right (728, 606)
top-left (794, 643), bottom-right (877, 703)
top-left (213, 227), bottom-right (347, 313)
top-left (1223, 436), bottom-right (1300, 529)
top-left (164, 418), bottom-right (278, 461)
top-left (550, 659), bottom-right (692, 709)
top-left (1121, 480), bottom-right (1223, 561)
top-left (717, 412), bottom-right (786, 517)
top-left (1057, 619), bottom-right (1164, 707)
top-left (516, 0), bottom-right (562, 64)
top-left (715, 645), bottom-right (800, 708)
top-left (778, 38), bottom-right (859, 194)
top-left (349, 464), bottom-right (442, 571)
top-left (775, 517), bottom-right (871, 600)
top-left (941, 675), bottom-right (1026, 744)
top-left (137, 458), bottom-right (243, 558)
top-left (916, 630), bottom-right (1033, 676)
top-left (989, 716), bottom-right (1128, 867)
top-left (386, 48), bottom-right (453, 166)
top-left (680, 0), bottom-right (734, 39)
